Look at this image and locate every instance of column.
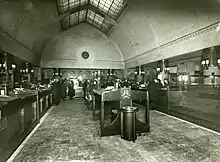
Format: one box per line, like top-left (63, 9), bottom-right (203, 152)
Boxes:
top-left (202, 47), bottom-right (220, 85)
top-left (97, 70), bottom-right (101, 89)
top-left (136, 66), bottom-right (144, 82)
top-left (157, 60), bottom-right (169, 85)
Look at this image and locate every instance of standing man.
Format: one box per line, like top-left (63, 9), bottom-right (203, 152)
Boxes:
top-left (68, 81), bottom-right (75, 100)
top-left (61, 79), bottom-right (67, 100)
top-left (83, 80), bottom-right (88, 99)
top-left (52, 79), bottom-right (61, 105)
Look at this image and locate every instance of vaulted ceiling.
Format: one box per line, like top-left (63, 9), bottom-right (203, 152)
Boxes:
top-left (0, 0), bottom-right (220, 68)
top-left (0, 0), bottom-right (60, 64)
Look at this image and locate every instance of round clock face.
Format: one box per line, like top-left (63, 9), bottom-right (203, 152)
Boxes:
top-left (82, 52), bottom-right (89, 59)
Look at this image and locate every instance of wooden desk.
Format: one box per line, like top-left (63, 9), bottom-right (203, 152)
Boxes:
top-left (93, 89), bottom-right (150, 137)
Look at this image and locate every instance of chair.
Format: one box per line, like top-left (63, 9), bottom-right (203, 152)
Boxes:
top-left (120, 88), bottom-right (132, 108)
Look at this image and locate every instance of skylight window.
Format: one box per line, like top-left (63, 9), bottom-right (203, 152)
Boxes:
top-left (69, 9), bottom-right (86, 26)
top-left (87, 10), bottom-right (113, 34)
top-left (69, 0), bottom-right (88, 10)
top-left (90, 0), bottom-right (126, 19)
top-left (56, 0), bottom-right (126, 34)
top-left (57, 0), bottom-right (69, 13)
top-left (57, 0), bottom-right (88, 14)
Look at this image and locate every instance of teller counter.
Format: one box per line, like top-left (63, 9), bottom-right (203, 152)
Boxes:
top-left (151, 88), bottom-right (169, 113)
top-left (38, 89), bottom-right (53, 118)
top-left (149, 85), bottom-right (220, 132)
top-left (0, 88), bottom-right (52, 162)
top-left (168, 86), bottom-right (220, 132)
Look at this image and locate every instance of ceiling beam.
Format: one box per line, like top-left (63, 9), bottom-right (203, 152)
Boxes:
top-left (88, 4), bottom-right (116, 25)
top-left (56, 4), bottom-right (89, 21)
top-left (55, 3), bottom-right (116, 25)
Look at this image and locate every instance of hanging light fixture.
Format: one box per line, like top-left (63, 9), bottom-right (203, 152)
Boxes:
top-left (156, 67), bottom-right (160, 72)
top-left (216, 21), bottom-right (220, 32)
top-left (12, 64), bottom-right (16, 69)
top-left (3, 62), bottom-right (6, 68)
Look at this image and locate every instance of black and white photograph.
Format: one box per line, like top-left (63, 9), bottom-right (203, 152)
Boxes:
top-left (0, 0), bottom-right (220, 161)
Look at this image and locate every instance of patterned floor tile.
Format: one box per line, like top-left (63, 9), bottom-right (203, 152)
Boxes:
top-left (12, 99), bottom-right (220, 162)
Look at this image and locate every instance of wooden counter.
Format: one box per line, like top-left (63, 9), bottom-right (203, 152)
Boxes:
top-left (0, 88), bottom-right (52, 162)
top-left (168, 86), bottom-right (220, 132)
top-left (93, 88), bottom-right (150, 137)
top-left (151, 85), bottom-right (220, 133)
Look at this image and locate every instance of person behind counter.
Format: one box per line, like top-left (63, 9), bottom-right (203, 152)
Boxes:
top-left (148, 79), bottom-right (162, 109)
top-left (68, 81), bottom-right (75, 100)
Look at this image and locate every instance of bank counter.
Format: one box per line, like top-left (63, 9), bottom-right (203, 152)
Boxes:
top-left (0, 88), bottom-right (52, 162)
top-left (168, 86), bottom-right (220, 132)
top-left (150, 84), bottom-right (220, 133)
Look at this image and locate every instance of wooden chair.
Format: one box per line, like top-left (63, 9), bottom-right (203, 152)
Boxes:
top-left (120, 87), bottom-right (132, 108)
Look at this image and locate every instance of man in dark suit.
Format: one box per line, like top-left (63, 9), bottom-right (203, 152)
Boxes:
top-left (68, 81), bottom-right (75, 100)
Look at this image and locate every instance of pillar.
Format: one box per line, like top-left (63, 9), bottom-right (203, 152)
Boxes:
top-left (202, 47), bottom-right (220, 85)
top-left (157, 60), bottom-right (168, 84)
top-left (136, 66), bottom-right (144, 82)
top-left (124, 68), bottom-right (128, 79)
top-left (38, 68), bottom-right (42, 81)
top-left (97, 70), bottom-right (101, 89)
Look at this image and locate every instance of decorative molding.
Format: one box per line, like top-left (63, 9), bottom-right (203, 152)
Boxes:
top-left (41, 59), bottom-right (77, 68)
top-left (125, 21), bottom-right (220, 68)
top-left (94, 60), bottom-right (124, 63)
top-left (93, 60), bottom-right (124, 69)
top-left (41, 59), bottom-right (124, 69)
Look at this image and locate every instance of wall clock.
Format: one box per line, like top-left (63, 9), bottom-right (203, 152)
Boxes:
top-left (82, 51), bottom-right (89, 59)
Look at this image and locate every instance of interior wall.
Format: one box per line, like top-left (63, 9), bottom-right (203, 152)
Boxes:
top-left (0, 34), bottom-right (40, 65)
top-left (110, 0), bottom-right (220, 67)
top-left (41, 23), bottom-right (124, 69)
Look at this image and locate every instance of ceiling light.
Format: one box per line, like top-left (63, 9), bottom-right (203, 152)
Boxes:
top-left (12, 64), bottom-right (16, 69)
top-left (216, 22), bottom-right (220, 32)
top-left (205, 60), bottom-right (209, 65)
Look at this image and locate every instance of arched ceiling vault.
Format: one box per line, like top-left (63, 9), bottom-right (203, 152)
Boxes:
top-left (110, 0), bottom-right (220, 68)
top-left (1, 0), bottom-right (220, 68)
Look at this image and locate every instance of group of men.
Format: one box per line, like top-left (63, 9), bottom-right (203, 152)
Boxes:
top-left (52, 79), bottom-right (75, 105)
top-left (60, 79), bottom-right (75, 100)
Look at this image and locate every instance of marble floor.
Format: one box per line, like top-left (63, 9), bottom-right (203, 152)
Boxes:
top-left (12, 99), bottom-right (220, 162)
